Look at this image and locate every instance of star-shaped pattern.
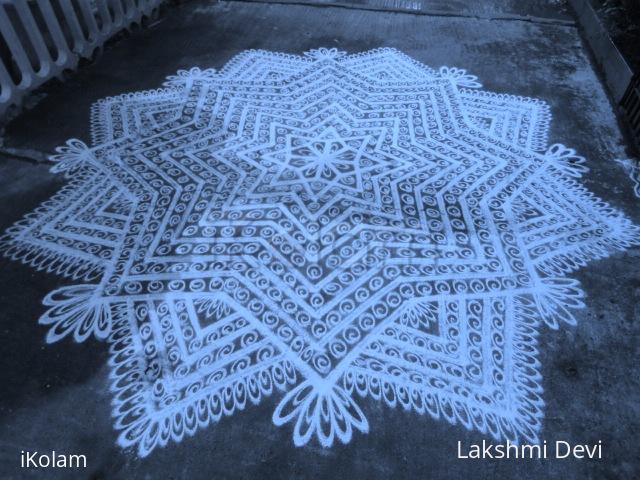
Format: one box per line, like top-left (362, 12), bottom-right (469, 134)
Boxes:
top-left (266, 129), bottom-right (381, 205)
top-left (1, 47), bottom-right (638, 457)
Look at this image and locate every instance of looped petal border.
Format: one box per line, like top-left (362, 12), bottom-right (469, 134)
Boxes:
top-left (273, 380), bottom-right (369, 447)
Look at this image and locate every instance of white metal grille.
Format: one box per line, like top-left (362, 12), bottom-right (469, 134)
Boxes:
top-left (0, 0), bottom-right (165, 119)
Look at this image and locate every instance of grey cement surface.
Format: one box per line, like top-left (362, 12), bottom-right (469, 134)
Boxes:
top-left (230, 0), bottom-right (575, 22)
top-left (0, 0), bottom-right (639, 478)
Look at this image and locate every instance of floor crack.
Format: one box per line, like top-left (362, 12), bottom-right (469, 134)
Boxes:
top-left (222, 0), bottom-right (576, 28)
top-left (0, 147), bottom-right (51, 165)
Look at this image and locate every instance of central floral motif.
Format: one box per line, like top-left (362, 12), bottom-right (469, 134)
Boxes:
top-left (275, 133), bottom-right (369, 198)
top-left (245, 126), bottom-right (398, 218)
top-left (1, 47), bottom-right (637, 457)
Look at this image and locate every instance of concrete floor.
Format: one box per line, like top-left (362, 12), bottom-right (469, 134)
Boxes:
top-left (0, 0), bottom-right (639, 478)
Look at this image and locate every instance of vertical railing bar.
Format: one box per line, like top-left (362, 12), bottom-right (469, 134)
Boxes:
top-left (95, 0), bottom-right (114, 36)
top-left (122, 0), bottom-right (138, 24)
top-left (0, 5), bottom-right (34, 87)
top-left (75, 0), bottom-right (101, 44)
top-left (35, 0), bottom-right (76, 68)
top-left (108, 0), bottom-right (125, 30)
top-left (57, 0), bottom-right (89, 55)
top-left (0, 56), bottom-right (16, 102)
top-left (13, 1), bottom-right (53, 76)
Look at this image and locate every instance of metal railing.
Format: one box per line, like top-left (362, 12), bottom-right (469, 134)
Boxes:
top-left (621, 74), bottom-right (640, 152)
top-left (568, 0), bottom-right (634, 104)
top-left (0, 0), bottom-right (165, 120)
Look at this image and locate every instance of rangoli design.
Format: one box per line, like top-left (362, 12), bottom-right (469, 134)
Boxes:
top-left (2, 48), bottom-right (638, 456)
